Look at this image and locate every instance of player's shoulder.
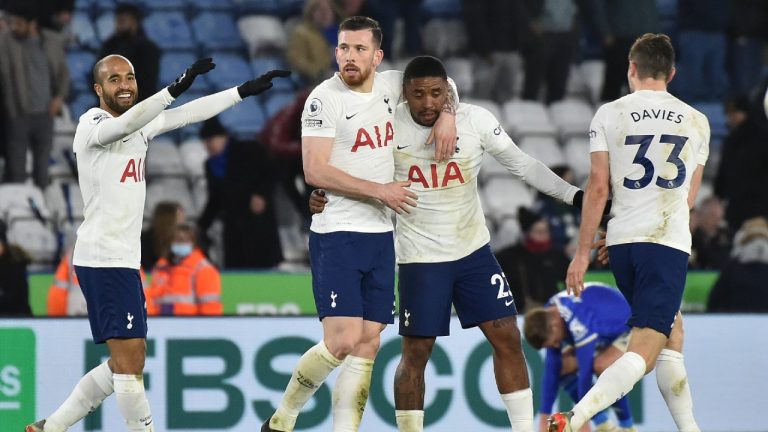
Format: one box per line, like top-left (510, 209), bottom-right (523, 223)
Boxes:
top-left (79, 107), bottom-right (111, 126)
top-left (459, 102), bottom-right (498, 130)
top-left (304, 76), bottom-right (345, 118)
top-left (375, 70), bottom-right (403, 91)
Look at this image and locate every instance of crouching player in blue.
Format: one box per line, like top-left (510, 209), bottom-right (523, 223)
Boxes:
top-left (524, 283), bottom-right (637, 432)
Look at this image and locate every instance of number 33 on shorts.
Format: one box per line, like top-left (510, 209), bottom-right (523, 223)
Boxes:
top-left (492, 273), bottom-right (514, 306)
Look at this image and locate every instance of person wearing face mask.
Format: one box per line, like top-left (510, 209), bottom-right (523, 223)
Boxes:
top-left (146, 224), bottom-right (223, 316)
top-left (98, 3), bottom-right (159, 102)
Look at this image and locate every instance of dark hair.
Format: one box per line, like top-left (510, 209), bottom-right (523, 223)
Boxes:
top-left (175, 223), bottom-right (198, 245)
top-left (338, 16), bottom-right (382, 48)
top-left (152, 201), bottom-right (183, 259)
top-left (403, 56), bottom-right (448, 83)
top-left (523, 308), bottom-right (550, 350)
top-left (115, 3), bottom-right (143, 20)
top-left (629, 33), bottom-right (675, 81)
top-left (4, 0), bottom-right (38, 21)
top-left (200, 116), bottom-right (227, 139)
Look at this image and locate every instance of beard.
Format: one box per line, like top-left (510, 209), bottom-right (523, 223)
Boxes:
top-left (103, 90), bottom-right (136, 114)
top-left (340, 64), bottom-right (372, 87)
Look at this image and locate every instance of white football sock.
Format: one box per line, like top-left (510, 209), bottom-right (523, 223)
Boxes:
top-left (500, 388), bottom-right (534, 432)
top-left (271, 341), bottom-right (342, 431)
top-left (571, 352), bottom-right (646, 430)
top-left (656, 349), bottom-right (700, 432)
top-left (113, 374), bottom-right (153, 431)
top-left (395, 410), bottom-right (424, 432)
top-left (45, 361), bottom-right (114, 432)
top-left (332, 355), bottom-right (374, 432)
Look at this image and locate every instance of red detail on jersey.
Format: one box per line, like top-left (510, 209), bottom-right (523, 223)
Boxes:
top-left (408, 162), bottom-right (465, 188)
top-left (351, 121), bottom-right (394, 152)
top-left (120, 157), bottom-right (145, 183)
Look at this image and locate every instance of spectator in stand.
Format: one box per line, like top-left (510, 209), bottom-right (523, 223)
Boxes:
top-left (146, 224), bottom-right (223, 316)
top-left (0, 0), bottom-right (69, 188)
top-left (141, 201), bottom-right (185, 271)
top-left (714, 95), bottom-right (768, 229)
top-left (260, 89), bottom-right (312, 226)
top-left (532, 165), bottom-right (581, 255)
top-left (589, 0), bottom-right (658, 101)
top-left (728, 1), bottom-right (768, 98)
top-left (521, 0), bottom-right (580, 104)
top-left (675, 0), bottom-right (730, 102)
top-left (365, 0), bottom-right (423, 58)
top-left (707, 217), bottom-right (768, 313)
top-left (690, 196), bottom-right (732, 270)
top-left (0, 220), bottom-right (32, 316)
top-left (198, 116), bottom-right (283, 269)
top-left (99, 3), bottom-right (160, 102)
top-left (286, 0), bottom-right (335, 86)
top-left (496, 207), bottom-right (570, 313)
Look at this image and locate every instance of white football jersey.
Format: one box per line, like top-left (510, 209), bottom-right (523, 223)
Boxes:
top-left (394, 103), bottom-right (577, 263)
top-left (302, 70), bottom-right (403, 233)
top-left (590, 90), bottom-right (710, 253)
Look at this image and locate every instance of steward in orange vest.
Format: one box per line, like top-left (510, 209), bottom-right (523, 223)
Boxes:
top-left (146, 224), bottom-right (223, 315)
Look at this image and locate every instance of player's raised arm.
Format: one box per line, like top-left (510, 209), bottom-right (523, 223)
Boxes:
top-left (88, 56), bottom-right (215, 146)
top-left (144, 69), bottom-right (291, 139)
top-left (302, 136), bottom-right (417, 214)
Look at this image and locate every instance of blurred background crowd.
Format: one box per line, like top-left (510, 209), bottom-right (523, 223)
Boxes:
top-left (0, 0), bottom-right (767, 316)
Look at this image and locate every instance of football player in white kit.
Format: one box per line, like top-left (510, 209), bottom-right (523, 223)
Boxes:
top-left (26, 55), bottom-right (289, 432)
top-left (549, 34), bottom-right (707, 432)
top-left (262, 17), bottom-right (459, 432)
top-left (311, 55), bottom-right (584, 432)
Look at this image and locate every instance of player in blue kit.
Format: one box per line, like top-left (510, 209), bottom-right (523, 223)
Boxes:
top-left (26, 55), bottom-right (288, 432)
top-left (548, 34), bottom-right (705, 432)
top-left (524, 283), bottom-right (636, 432)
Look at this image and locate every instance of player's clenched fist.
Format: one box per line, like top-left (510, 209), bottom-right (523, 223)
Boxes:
top-left (238, 70), bottom-right (292, 98)
top-left (376, 181), bottom-right (418, 214)
top-left (167, 58), bottom-right (216, 98)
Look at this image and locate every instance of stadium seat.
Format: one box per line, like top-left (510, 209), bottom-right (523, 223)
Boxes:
top-left (180, 138), bottom-right (208, 178)
top-left (502, 99), bottom-right (557, 139)
top-left (518, 136), bottom-right (566, 168)
top-left (579, 60), bottom-right (605, 103)
top-left (482, 177), bottom-right (534, 220)
top-left (204, 53), bottom-right (252, 91)
top-left (250, 57), bottom-right (294, 92)
top-left (191, 176), bottom-right (208, 215)
top-left (219, 97), bottom-right (267, 139)
top-left (72, 12), bottom-right (99, 50)
top-left (94, 12), bottom-right (114, 42)
top-left (264, 92), bottom-right (297, 119)
top-left (44, 181), bottom-right (85, 223)
top-left (144, 12), bottom-right (196, 51)
top-left (421, 19), bottom-right (467, 58)
top-left (238, 15), bottom-right (287, 57)
top-left (74, 0), bottom-right (92, 12)
top-left (186, 0), bottom-right (235, 11)
top-left (235, 0), bottom-right (280, 15)
top-left (145, 178), bottom-right (196, 218)
top-left (192, 12), bottom-right (245, 51)
top-left (67, 51), bottom-right (97, 93)
top-left (68, 93), bottom-right (98, 119)
top-left (564, 136), bottom-right (591, 181)
top-left (167, 91), bottom-right (208, 140)
top-left (146, 138), bottom-right (185, 178)
top-left (0, 184), bottom-right (51, 221)
top-left (421, 0), bottom-right (463, 18)
top-left (492, 216), bottom-right (521, 251)
top-left (445, 57), bottom-right (474, 96)
top-left (158, 52), bottom-right (197, 90)
top-left (548, 98), bottom-right (595, 139)
top-left (564, 64), bottom-right (589, 99)
top-left (6, 217), bottom-right (58, 264)
top-left (462, 98), bottom-right (502, 122)
top-left (92, 0), bottom-right (118, 12)
top-left (479, 153), bottom-right (509, 184)
top-left (143, 0), bottom-right (185, 10)
top-left (693, 102), bottom-right (728, 140)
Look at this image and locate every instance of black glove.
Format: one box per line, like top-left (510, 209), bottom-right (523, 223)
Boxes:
top-left (167, 58), bottom-right (216, 98)
top-left (237, 70), bottom-right (292, 98)
top-left (572, 189), bottom-right (612, 215)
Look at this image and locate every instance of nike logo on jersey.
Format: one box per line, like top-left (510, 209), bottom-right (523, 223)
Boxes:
top-left (345, 113), bottom-right (358, 119)
top-left (396, 145), bottom-right (410, 150)
top-left (505, 299), bottom-right (514, 307)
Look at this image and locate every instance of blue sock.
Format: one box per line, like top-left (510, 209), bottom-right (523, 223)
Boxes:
top-left (561, 374), bottom-right (610, 426)
top-left (611, 395), bottom-right (634, 428)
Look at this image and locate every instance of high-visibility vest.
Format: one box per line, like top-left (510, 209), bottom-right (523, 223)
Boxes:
top-left (47, 251), bottom-right (147, 316)
top-left (147, 248), bottom-right (223, 316)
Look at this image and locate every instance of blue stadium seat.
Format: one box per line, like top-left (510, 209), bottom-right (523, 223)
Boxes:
top-left (74, 0), bottom-right (92, 12)
top-left (421, 0), bottom-right (463, 18)
top-left (71, 12), bottom-right (99, 51)
top-left (235, 0), bottom-right (280, 15)
top-left (69, 93), bottom-right (98, 119)
top-left (142, 0), bottom-right (185, 10)
top-left (158, 52), bottom-right (198, 90)
top-left (204, 53), bottom-right (252, 90)
top-left (192, 12), bottom-right (244, 51)
top-left (94, 12), bottom-right (114, 42)
top-left (274, 0), bottom-right (304, 17)
top-left (165, 91), bottom-right (208, 140)
top-left (186, 0), bottom-right (235, 12)
top-left (219, 97), bottom-right (267, 139)
top-left (694, 102), bottom-right (728, 140)
top-left (250, 57), bottom-right (294, 92)
top-left (263, 91), bottom-right (296, 119)
top-left (67, 51), bottom-right (97, 93)
top-left (144, 12), bottom-right (196, 51)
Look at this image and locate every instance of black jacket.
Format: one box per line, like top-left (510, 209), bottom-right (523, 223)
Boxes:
top-left (0, 245), bottom-right (32, 316)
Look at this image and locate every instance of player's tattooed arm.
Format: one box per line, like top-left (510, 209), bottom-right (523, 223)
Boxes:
top-left (442, 81), bottom-right (458, 115)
